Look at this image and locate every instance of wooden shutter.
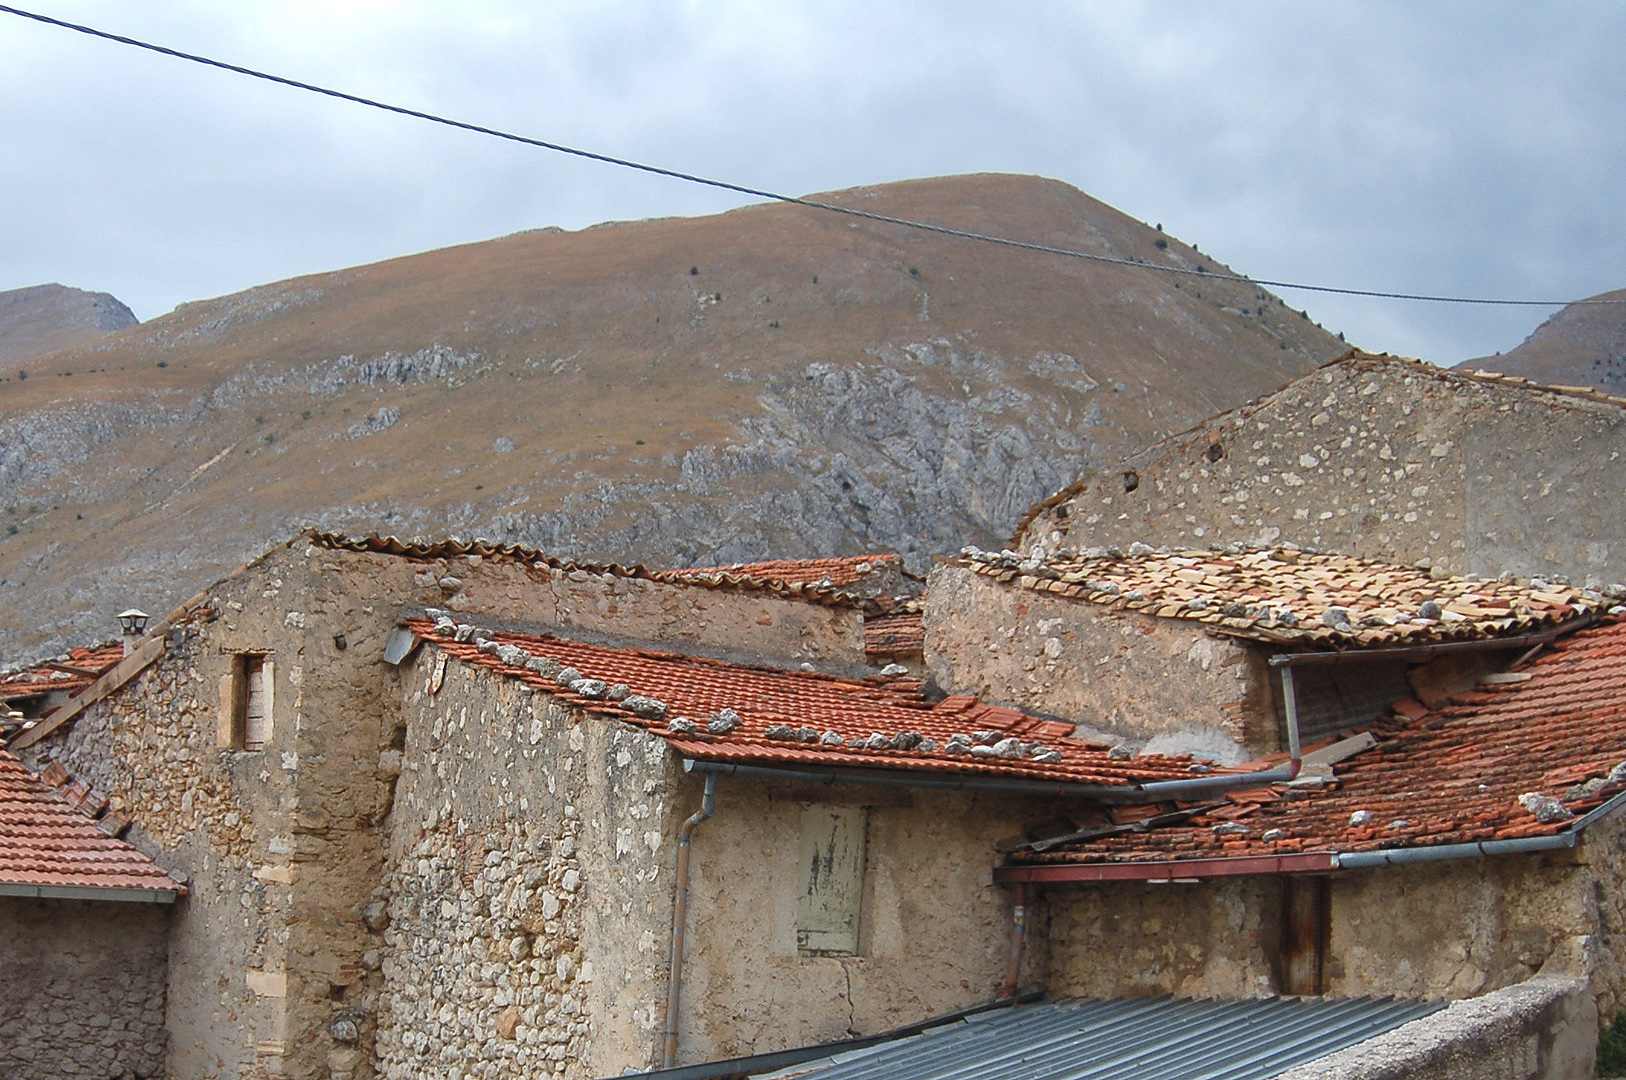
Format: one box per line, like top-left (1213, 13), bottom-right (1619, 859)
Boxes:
top-left (796, 806), bottom-right (867, 956)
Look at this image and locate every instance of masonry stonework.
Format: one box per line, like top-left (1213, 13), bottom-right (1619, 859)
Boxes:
top-left (924, 561), bottom-right (1274, 760)
top-left (0, 898), bottom-right (170, 1080)
top-left (1021, 356), bottom-right (1626, 585)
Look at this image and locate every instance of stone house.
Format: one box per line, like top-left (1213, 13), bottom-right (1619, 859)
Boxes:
top-left (2, 530), bottom-right (992, 1080)
top-left (921, 541), bottom-right (1626, 1018)
top-left (1015, 351), bottom-right (1626, 585)
top-left (7, 424), bottom-right (1626, 1080)
top-left (0, 746), bottom-right (181, 1079)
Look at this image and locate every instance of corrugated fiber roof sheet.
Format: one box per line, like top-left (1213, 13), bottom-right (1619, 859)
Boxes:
top-left (764, 995), bottom-right (1443, 1080)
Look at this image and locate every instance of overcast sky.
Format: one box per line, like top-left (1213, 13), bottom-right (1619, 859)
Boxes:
top-left (2, 1), bottom-right (1622, 364)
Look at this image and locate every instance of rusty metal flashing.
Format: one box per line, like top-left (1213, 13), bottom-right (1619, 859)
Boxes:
top-left (994, 852), bottom-right (1337, 883)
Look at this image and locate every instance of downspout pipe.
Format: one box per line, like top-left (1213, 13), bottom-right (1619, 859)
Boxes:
top-left (1002, 882), bottom-right (1028, 1000)
top-left (1139, 665), bottom-right (1304, 798)
top-left (662, 772), bottom-right (717, 1069)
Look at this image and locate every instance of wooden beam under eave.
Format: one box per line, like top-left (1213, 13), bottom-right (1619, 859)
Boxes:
top-left (8, 636), bottom-right (166, 751)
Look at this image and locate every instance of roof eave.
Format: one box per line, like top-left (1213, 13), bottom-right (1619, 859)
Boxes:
top-left (0, 880), bottom-right (181, 903)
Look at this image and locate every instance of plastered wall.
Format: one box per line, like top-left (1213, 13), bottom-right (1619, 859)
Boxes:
top-left (1021, 357), bottom-right (1626, 585)
top-left (1041, 818), bottom-right (1626, 1019)
top-left (0, 898), bottom-right (170, 1080)
top-left (924, 561), bottom-right (1274, 760)
top-left (676, 779), bottom-right (1054, 1061)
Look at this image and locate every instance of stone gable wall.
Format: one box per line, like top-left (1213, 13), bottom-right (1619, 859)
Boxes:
top-left (1021, 359), bottom-right (1626, 585)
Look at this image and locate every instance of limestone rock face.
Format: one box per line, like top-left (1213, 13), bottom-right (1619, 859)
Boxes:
top-left (0, 174), bottom-right (1343, 657)
top-left (0, 283), bottom-right (137, 367)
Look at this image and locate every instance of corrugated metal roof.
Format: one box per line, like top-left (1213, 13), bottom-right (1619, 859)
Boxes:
top-left (758, 996), bottom-right (1444, 1080)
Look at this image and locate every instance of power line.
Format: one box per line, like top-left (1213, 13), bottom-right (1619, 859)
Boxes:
top-left (3, 2), bottom-right (1621, 309)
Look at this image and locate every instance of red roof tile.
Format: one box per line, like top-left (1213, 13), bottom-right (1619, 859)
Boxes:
top-left (1016, 618), bottom-right (1626, 866)
top-left (963, 546), bottom-right (1605, 647)
top-left (0, 644), bottom-right (125, 703)
top-left (865, 611), bottom-right (924, 658)
top-left (0, 750), bottom-right (179, 895)
top-left (405, 618), bottom-right (1202, 788)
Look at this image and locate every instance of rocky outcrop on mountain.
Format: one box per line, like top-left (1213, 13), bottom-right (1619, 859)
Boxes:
top-left (1463, 287), bottom-right (1626, 392)
top-left (0, 283), bottom-right (137, 367)
top-left (0, 174), bottom-right (1345, 657)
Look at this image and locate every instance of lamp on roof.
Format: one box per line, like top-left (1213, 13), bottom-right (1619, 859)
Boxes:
top-left (117, 608), bottom-right (149, 656)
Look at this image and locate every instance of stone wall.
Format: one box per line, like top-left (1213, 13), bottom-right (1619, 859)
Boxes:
top-left (1276, 975), bottom-right (1595, 1080)
top-left (399, 549), bottom-right (867, 670)
top-left (1040, 817), bottom-right (1626, 1018)
top-left (376, 648), bottom-right (683, 1080)
top-left (924, 561), bottom-right (1274, 760)
top-left (1020, 356), bottom-right (1626, 585)
top-left (0, 897), bottom-right (170, 1080)
top-left (1042, 878), bottom-right (1280, 999)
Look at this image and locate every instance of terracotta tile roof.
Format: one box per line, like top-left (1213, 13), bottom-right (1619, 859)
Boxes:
top-left (651, 554), bottom-right (909, 592)
top-left (310, 531), bottom-right (883, 608)
top-left (865, 611), bottom-right (924, 659)
top-left (961, 545), bottom-right (1613, 648)
top-left (0, 643), bottom-right (125, 703)
top-left (0, 750), bottom-right (179, 895)
top-left (404, 617), bottom-right (1203, 788)
top-left (1014, 618), bottom-right (1626, 866)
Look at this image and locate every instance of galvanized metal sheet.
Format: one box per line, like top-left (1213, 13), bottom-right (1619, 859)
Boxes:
top-left (765, 995), bottom-right (1445, 1080)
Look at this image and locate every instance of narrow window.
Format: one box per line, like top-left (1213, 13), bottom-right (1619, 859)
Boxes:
top-left (219, 654), bottom-right (274, 750)
top-left (796, 805), bottom-right (867, 956)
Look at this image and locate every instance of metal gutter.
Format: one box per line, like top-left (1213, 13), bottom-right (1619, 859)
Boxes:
top-left (1137, 665), bottom-right (1304, 799)
top-left (1334, 786), bottom-right (1626, 870)
top-left (1001, 784), bottom-right (1626, 882)
top-left (994, 852), bottom-right (1337, 884)
top-left (662, 772), bottom-right (718, 1068)
top-left (1266, 615), bottom-right (1597, 669)
top-left (0, 881), bottom-right (179, 903)
top-left (682, 759), bottom-right (1293, 805)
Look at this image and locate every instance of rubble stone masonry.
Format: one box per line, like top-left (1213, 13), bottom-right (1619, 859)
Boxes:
top-left (0, 898), bottom-right (170, 1080)
top-left (1021, 356), bottom-right (1626, 585)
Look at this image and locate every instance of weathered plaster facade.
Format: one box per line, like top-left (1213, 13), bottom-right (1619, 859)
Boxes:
top-left (1020, 356), bottom-right (1626, 584)
top-left (1040, 817), bottom-right (1626, 1020)
top-left (924, 560), bottom-right (1275, 760)
top-left (0, 898), bottom-right (170, 1080)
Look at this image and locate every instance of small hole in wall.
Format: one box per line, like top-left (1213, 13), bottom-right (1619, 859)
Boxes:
top-left (333, 633), bottom-right (347, 651)
top-left (1205, 442), bottom-right (1225, 462)
top-left (329, 983), bottom-right (347, 1002)
top-left (1123, 470), bottom-right (1140, 493)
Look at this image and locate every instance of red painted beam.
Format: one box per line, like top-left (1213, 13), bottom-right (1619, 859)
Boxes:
top-left (993, 851), bottom-right (1337, 883)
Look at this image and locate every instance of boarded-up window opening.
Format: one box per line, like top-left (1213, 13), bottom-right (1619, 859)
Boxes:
top-left (218, 654), bottom-right (274, 750)
top-left (796, 805), bottom-right (867, 956)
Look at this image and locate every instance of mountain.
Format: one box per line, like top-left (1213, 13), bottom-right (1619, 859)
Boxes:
top-left (0, 284), bottom-right (137, 368)
top-left (0, 173), bottom-right (1345, 657)
top-left (1462, 287), bottom-right (1626, 392)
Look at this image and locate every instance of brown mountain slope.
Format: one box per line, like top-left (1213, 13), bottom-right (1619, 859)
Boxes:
top-left (0, 283), bottom-right (137, 368)
top-left (1462, 287), bottom-right (1626, 391)
top-left (0, 173), bottom-right (1343, 656)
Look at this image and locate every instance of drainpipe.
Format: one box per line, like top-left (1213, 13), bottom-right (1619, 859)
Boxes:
top-left (1002, 882), bottom-right (1028, 1000)
top-left (662, 772), bottom-right (717, 1068)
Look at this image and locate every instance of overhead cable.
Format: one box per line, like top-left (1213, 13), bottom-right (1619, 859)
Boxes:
top-left (2, 3), bottom-right (1621, 309)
